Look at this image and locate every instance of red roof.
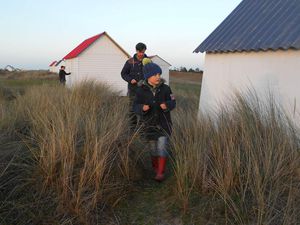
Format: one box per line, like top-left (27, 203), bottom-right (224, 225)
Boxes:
top-left (49, 61), bottom-right (57, 67)
top-left (63, 32), bottom-right (105, 60)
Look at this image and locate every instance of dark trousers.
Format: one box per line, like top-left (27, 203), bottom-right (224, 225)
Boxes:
top-left (129, 94), bottom-right (138, 131)
top-left (60, 79), bottom-right (66, 85)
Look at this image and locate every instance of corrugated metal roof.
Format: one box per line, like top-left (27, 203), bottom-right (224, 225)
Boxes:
top-left (194, 0), bottom-right (300, 53)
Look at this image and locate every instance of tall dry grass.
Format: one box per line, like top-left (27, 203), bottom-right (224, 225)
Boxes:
top-left (171, 91), bottom-right (300, 224)
top-left (1, 79), bottom-right (300, 224)
top-left (0, 69), bottom-right (56, 80)
top-left (0, 82), bottom-right (142, 224)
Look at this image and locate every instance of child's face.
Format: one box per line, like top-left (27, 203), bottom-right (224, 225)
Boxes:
top-left (148, 73), bottom-right (161, 85)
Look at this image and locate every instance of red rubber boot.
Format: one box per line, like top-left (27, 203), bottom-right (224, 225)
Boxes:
top-left (151, 156), bottom-right (159, 173)
top-left (155, 157), bottom-right (167, 182)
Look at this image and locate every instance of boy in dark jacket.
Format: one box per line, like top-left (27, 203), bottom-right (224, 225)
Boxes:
top-left (133, 62), bottom-right (176, 182)
top-left (59, 66), bottom-right (71, 85)
top-left (121, 42), bottom-right (147, 130)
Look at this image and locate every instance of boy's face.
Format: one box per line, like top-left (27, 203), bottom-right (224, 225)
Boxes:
top-left (148, 73), bottom-right (161, 85)
top-left (136, 49), bottom-right (146, 59)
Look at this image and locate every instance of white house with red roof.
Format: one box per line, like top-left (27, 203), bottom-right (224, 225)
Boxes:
top-left (63, 32), bottom-right (171, 95)
top-left (49, 61), bottom-right (57, 73)
top-left (63, 32), bottom-right (131, 95)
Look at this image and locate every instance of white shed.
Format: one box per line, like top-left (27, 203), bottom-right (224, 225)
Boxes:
top-left (63, 32), bottom-right (130, 96)
top-left (49, 61), bottom-right (57, 73)
top-left (4, 65), bottom-right (16, 72)
top-left (149, 55), bottom-right (171, 84)
top-left (194, 0), bottom-right (300, 119)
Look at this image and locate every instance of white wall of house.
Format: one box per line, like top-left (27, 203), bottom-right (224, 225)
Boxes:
top-left (200, 49), bottom-right (300, 119)
top-left (49, 66), bottom-right (56, 73)
top-left (151, 56), bottom-right (170, 84)
top-left (65, 58), bottom-right (79, 86)
top-left (65, 35), bottom-right (129, 96)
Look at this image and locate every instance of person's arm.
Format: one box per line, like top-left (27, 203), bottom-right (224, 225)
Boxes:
top-left (161, 86), bottom-right (176, 112)
top-left (121, 61), bottom-right (133, 83)
top-left (62, 70), bottom-right (71, 75)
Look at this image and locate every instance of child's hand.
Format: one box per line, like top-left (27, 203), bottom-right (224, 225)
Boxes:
top-left (131, 79), bottom-right (137, 84)
top-left (143, 105), bottom-right (150, 111)
top-left (160, 103), bottom-right (167, 110)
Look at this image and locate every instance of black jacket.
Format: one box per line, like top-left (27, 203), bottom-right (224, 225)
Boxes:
top-left (133, 80), bottom-right (176, 140)
top-left (121, 54), bottom-right (147, 96)
top-left (59, 69), bottom-right (71, 82)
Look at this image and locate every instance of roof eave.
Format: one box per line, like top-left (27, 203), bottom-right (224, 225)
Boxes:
top-left (103, 32), bottom-right (131, 58)
top-left (203, 46), bottom-right (300, 54)
top-left (64, 32), bottom-right (131, 60)
top-left (149, 55), bottom-right (172, 66)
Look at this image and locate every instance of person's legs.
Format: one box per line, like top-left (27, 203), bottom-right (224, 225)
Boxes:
top-left (149, 140), bottom-right (159, 173)
top-left (155, 136), bottom-right (168, 182)
top-left (60, 79), bottom-right (66, 85)
top-left (128, 94), bottom-right (138, 131)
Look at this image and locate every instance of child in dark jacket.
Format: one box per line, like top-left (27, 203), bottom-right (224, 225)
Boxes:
top-left (59, 66), bottom-right (71, 85)
top-left (133, 62), bottom-right (176, 182)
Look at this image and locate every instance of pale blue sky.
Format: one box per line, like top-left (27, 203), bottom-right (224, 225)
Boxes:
top-left (0, 0), bottom-right (241, 70)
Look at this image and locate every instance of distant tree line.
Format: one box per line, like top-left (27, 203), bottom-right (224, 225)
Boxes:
top-left (170, 67), bottom-right (203, 73)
